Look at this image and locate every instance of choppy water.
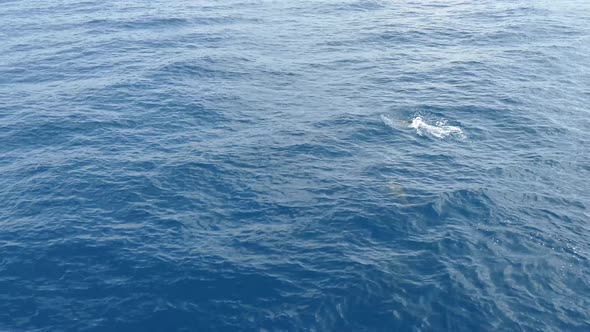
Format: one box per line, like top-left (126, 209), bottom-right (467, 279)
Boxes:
top-left (1, 0), bottom-right (590, 331)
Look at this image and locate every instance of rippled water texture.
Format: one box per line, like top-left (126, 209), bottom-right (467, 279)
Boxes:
top-left (1, 0), bottom-right (590, 331)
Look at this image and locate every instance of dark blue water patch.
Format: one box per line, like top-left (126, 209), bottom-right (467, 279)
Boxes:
top-left (86, 17), bottom-right (190, 30)
top-left (84, 15), bottom-right (260, 33)
top-left (155, 61), bottom-right (249, 82)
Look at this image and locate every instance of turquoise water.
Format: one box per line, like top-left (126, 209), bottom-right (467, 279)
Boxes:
top-left (1, 0), bottom-right (589, 331)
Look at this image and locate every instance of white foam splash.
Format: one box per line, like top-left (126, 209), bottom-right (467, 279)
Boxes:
top-left (409, 116), bottom-right (465, 140)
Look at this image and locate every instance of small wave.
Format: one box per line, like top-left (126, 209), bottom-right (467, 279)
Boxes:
top-left (409, 116), bottom-right (466, 140)
top-left (380, 114), bottom-right (396, 129)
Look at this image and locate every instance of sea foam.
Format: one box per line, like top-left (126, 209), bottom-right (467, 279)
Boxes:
top-left (409, 116), bottom-right (465, 140)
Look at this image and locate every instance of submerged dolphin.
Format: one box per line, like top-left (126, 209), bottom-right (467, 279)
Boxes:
top-left (387, 180), bottom-right (408, 205)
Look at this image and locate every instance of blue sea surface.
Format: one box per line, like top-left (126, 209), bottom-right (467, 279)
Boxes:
top-left (1, 0), bottom-right (589, 331)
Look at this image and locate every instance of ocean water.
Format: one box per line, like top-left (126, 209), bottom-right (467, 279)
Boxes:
top-left (1, 0), bottom-right (589, 331)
